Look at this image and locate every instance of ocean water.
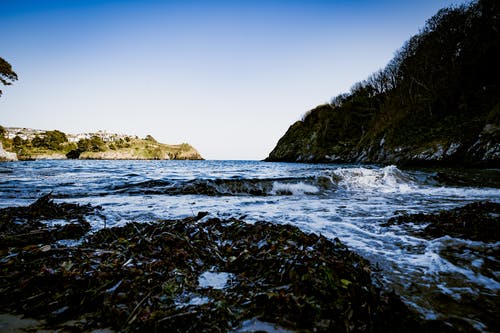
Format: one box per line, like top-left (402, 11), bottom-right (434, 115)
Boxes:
top-left (1, 160), bottom-right (499, 330)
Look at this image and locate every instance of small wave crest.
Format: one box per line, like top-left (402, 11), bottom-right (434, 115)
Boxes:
top-left (271, 181), bottom-right (320, 195)
top-left (0, 168), bottom-right (13, 174)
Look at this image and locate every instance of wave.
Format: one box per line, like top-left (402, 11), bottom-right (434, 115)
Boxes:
top-left (109, 177), bottom-right (326, 197)
top-left (0, 167), bottom-right (13, 174)
top-left (55, 165), bottom-right (498, 199)
top-left (108, 165), bottom-right (500, 198)
top-left (106, 166), bottom-right (427, 197)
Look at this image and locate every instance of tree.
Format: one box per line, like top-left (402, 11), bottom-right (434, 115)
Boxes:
top-left (89, 136), bottom-right (106, 152)
top-left (32, 136), bottom-right (44, 148)
top-left (43, 130), bottom-right (68, 150)
top-left (77, 139), bottom-right (92, 152)
top-left (77, 136), bottom-right (106, 152)
top-left (13, 135), bottom-right (23, 147)
top-left (0, 57), bottom-right (18, 97)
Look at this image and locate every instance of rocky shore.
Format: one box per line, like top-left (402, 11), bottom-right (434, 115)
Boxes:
top-left (0, 195), bottom-right (474, 332)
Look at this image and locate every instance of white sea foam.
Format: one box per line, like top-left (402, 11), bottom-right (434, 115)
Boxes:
top-left (174, 292), bottom-right (210, 308)
top-left (187, 295), bottom-right (210, 306)
top-left (329, 165), bottom-right (500, 200)
top-left (331, 165), bottom-right (417, 193)
top-left (271, 181), bottom-right (319, 195)
top-left (233, 317), bottom-right (295, 333)
top-left (198, 271), bottom-right (232, 290)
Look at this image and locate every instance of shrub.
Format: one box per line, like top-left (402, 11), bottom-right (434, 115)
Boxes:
top-left (78, 136), bottom-right (106, 152)
top-left (12, 135), bottom-right (22, 147)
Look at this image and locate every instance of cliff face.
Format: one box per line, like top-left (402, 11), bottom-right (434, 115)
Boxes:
top-left (0, 141), bottom-right (17, 161)
top-left (267, 113), bottom-right (499, 167)
top-left (267, 0), bottom-right (499, 167)
top-left (78, 143), bottom-right (203, 160)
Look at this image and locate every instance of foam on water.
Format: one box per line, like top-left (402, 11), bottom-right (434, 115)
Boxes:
top-left (198, 271), bottom-right (233, 289)
top-left (331, 165), bottom-right (417, 193)
top-left (271, 181), bottom-right (319, 195)
top-left (233, 318), bottom-right (295, 333)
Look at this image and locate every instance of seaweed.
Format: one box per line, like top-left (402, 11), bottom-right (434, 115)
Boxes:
top-left (0, 193), bottom-right (99, 248)
top-left (0, 201), bottom-right (431, 332)
top-left (385, 201), bottom-right (500, 242)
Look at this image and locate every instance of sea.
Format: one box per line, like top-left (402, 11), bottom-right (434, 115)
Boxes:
top-left (1, 160), bottom-right (499, 331)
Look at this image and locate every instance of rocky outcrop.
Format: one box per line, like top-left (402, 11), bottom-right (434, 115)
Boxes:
top-left (353, 123), bottom-right (499, 167)
top-left (0, 141), bottom-right (17, 161)
top-left (266, 117), bottom-right (499, 167)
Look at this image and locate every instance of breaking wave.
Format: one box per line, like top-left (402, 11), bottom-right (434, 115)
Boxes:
top-left (109, 177), bottom-right (325, 197)
top-left (328, 165), bottom-right (419, 193)
top-left (107, 165), bottom-right (423, 197)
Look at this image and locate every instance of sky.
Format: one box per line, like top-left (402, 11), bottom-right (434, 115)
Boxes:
top-left (1, 0), bottom-right (469, 160)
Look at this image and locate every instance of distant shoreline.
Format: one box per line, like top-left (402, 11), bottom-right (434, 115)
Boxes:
top-left (0, 126), bottom-right (203, 161)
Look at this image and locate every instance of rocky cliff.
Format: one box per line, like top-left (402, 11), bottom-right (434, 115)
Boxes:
top-left (267, 0), bottom-right (499, 167)
top-left (266, 104), bottom-right (499, 167)
top-left (0, 141), bottom-right (17, 161)
top-left (77, 143), bottom-right (203, 160)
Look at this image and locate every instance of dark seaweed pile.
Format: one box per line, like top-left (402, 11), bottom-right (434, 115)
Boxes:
top-left (385, 201), bottom-right (500, 242)
top-left (0, 197), bottom-right (439, 332)
top-left (0, 194), bottom-right (98, 248)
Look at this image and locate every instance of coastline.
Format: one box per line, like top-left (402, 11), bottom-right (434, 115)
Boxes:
top-left (0, 153), bottom-right (204, 162)
top-left (0, 127), bottom-right (204, 161)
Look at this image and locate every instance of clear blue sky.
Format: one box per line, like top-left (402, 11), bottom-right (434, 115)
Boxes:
top-left (1, 0), bottom-right (467, 160)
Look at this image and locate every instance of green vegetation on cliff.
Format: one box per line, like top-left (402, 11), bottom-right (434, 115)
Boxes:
top-left (0, 127), bottom-right (203, 161)
top-left (73, 136), bottom-right (202, 160)
top-left (267, 0), bottom-right (499, 167)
